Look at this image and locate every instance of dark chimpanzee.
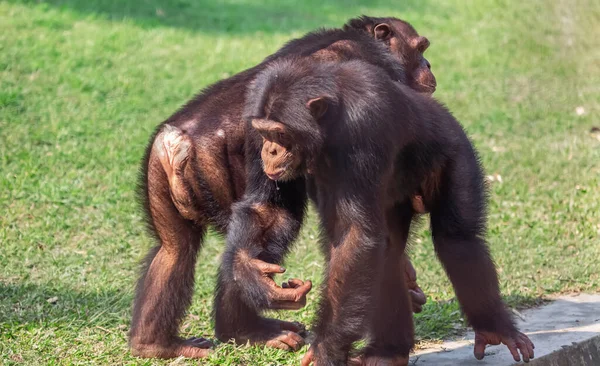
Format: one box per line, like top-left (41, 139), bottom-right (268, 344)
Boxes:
top-left (240, 57), bottom-right (535, 365)
top-left (131, 16), bottom-right (434, 359)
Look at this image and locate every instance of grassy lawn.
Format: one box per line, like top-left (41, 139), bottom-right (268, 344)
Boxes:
top-left (1, 0), bottom-right (599, 364)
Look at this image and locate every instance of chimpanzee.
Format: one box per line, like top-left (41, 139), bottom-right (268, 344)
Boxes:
top-left (237, 57), bottom-right (535, 365)
top-left (131, 16), bottom-right (435, 358)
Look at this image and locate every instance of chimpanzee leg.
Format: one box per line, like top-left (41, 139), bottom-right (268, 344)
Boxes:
top-left (130, 127), bottom-right (209, 359)
top-left (304, 191), bottom-right (388, 365)
top-left (363, 203), bottom-right (415, 365)
top-left (310, 176), bottom-right (426, 314)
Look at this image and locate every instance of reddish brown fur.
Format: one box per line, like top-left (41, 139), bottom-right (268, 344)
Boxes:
top-left (132, 16), bottom-right (435, 359)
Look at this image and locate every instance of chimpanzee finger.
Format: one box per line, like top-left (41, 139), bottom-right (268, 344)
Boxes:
top-left (265, 339), bottom-right (292, 351)
top-left (523, 335), bottom-right (535, 358)
top-left (277, 280), bottom-right (312, 300)
top-left (410, 296), bottom-right (423, 313)
top-left (403, 257), bottom-right (417, 282)
top-left (518, 341), bottom-right (530, 363)
top-left (287, 278), bottom-right (306, 288)
top-left (267, 331), bottom-right (304, 351)
top-left (409, 288), bottom-right (426, 306)
top-left (301, 347), bottom-right (314, 366)
top-left (288, 279), bottom-right (313, 297)
top-left (252, 259), bottom-right (286, 275)
top-left (473, 336), bottom-right (486, 360)
top-left (408, 289), bottom-right (425, 313)
top-left (295, 279), bottom-right (312, 295)
top-left (518, 334), bottom-right (534, 361)
top-left (504, 339), bottom-right (521, 362)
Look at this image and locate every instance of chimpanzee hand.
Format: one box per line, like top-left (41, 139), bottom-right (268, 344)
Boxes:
top-left (402, 256), bottom-right (427, 313)
top-left (249, 258), bottom-right (312, 310)
top-left (474, 330), bottom-right (534, 363)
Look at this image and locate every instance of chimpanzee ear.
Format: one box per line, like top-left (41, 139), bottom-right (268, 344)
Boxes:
top-left (374, 23), bottom-right (392, 40)
top-left (411, 36), bottom-right (430, 52)
top-left (307, 97), bottom-right (328, 120)
top-left (251, 119), bottom-right (287, 142)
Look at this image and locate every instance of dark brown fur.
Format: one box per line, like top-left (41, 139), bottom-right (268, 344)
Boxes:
top-left (131, 16), bottom-right (435, 358)
top-left (244, 58), bottom-right (534, 365)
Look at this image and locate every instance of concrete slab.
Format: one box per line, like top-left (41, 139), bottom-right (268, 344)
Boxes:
top-left (410, 294), bottom-right (600, 365)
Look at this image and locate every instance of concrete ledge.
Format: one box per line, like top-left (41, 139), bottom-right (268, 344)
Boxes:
top-left (527, 335), bottom-right (600, 366)
top-left (410, 294), bottom-right (600, 365)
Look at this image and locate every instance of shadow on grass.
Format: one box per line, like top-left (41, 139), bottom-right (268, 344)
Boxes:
top-left (6, 0), bottom-right (431, 34)
top-left (0, 282), bottom-right (131, 328)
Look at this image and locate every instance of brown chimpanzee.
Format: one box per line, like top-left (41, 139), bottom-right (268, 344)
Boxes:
top-left (131, 16), bottom-right (435, 359)
top-left (240, 57), bottom-right (535, 365)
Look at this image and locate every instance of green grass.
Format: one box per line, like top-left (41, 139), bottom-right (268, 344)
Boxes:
top-left (1, 0), bottom-right (599, 364)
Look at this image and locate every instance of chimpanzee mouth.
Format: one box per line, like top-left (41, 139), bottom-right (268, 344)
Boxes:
top-left (420, 84), bottom-right (436, 94)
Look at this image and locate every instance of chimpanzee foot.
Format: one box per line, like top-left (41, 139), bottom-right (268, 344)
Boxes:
top-left (130, 336), bottom-right (213, 359)
top-left (231, 317), bottom-right (306, 351)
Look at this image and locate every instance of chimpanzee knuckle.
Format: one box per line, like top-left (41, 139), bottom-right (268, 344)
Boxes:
top-left (297, 284), bottom-right (311, 296)
top-left (287, 278), bottom-right (303, 287)
top-left (287, 332), bottom-right (305, 346)
top-left (266, 339), bottom-right (291, 350)
top-left (295, 290), bottom-right (308, 302)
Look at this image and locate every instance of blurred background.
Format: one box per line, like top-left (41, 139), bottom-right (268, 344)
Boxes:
top-left (1, 0), bottom-right (598, 364)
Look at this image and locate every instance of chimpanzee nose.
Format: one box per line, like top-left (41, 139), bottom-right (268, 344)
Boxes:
top-left (426, 60), bottom-right (431, 69)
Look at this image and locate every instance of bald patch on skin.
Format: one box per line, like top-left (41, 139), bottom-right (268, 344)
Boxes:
top-left (153, 124), bottom-right (238, 224)
top-left (153, 124), bottom-right (200, 221)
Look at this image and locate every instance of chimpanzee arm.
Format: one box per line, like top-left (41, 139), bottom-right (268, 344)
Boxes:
top-left (214, 173), bottom-right (311, 345)
top-left (430, 144), bottom-right (534, 362)
top-left (222, 176), bottom-right (309, 308)
top-left (310, 191), bottom-right (388, 364)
